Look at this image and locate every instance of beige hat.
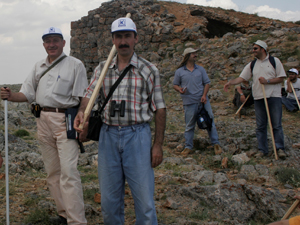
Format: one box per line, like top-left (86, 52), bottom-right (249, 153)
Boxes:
top-left (253, 40), bottom-right (267, 51)
top-left (182, 47), bottom-right (199, 56)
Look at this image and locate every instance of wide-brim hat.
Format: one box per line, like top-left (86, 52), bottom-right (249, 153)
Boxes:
top-left (182, 47), bottom-right (199, 57)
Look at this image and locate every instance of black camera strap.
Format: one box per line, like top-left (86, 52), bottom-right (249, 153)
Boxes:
top-left (40, 55), bottom-right (67, 81)
top-left (98, 64), bottom-right (133, 114)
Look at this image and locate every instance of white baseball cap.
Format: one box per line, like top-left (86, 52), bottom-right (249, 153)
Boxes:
top-left (42, 27), bottom-right (63, 40)
top-left (288, 68), bottom-right (299, 75)
top-left (182, 48), bottom-right (199, 56)
top-left (253, 40), bottom-right (267, 51)
top-left (111, 17), bottom-right (137, 33)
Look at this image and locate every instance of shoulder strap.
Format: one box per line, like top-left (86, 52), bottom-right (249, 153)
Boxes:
top-left (40, 55), bottom-right (67, 80)
top-left (99, 64), bottom-right (133, 113)
top-left (269, 55), bottom-right (276, 69)
top-left (250, 56), bottom-right (276, 73)
top-left (250, 59), bottom-right (257, 73)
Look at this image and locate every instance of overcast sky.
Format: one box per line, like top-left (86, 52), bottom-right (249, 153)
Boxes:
top-left (1, 0), bottom-right (300, 84)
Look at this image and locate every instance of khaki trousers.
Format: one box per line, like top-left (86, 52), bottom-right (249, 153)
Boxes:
top-left (37, 111), bottom-right (86, 225)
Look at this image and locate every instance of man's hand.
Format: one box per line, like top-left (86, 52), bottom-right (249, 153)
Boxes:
top-left (78, 121), bottom-right (90, 142)
top-left (173, 85), bottom-right (187, 94)
top-left (0, 87), bottom-right (11, 100)
top-left (74, 111), bottom-right (85, 133)
top-left (240, 95), bottom-right (246, 103)
top-left (258, 77), bottom-right (267, 84)
top-left (201, 95), bottom-right (207, 104)
top-left (224, 82), bottom-right (231, 92)
top-left (0, 155), bottom-right (3, 168)
top-left (151, 143), bottom-right (163, 168)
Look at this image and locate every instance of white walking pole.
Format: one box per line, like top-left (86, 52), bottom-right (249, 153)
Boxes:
top-left (4, 87), bottom-right (10, 225)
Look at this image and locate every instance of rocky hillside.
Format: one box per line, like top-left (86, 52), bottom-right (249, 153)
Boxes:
top-left (1, 0), bottom-right (300, 224)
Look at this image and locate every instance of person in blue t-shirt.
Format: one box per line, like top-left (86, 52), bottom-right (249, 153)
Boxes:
top-left (173, 47), bottom-right (222, 156)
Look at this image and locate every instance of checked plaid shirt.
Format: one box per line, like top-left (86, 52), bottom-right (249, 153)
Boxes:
top-left (84, 52), bottom-right (166, 126)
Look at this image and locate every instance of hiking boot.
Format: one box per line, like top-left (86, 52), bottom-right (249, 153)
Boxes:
top-left (277, 149), bottom-right (287, 159)
top-left (254, 152), bottom-right (265, 158)
top-left (214, 144), bottom-right (222, 155)
top-left (49, 215), bottom-right (67, 225)
top-left (181, 148), bottom-right (192, 157)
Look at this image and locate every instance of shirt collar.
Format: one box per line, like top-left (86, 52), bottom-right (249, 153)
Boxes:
top-left (183, 64), bottom-right (197, 70)
top-left (109, 52), bottom-right (138, 70)
top-left (41, 52), bottom-right (66, 67)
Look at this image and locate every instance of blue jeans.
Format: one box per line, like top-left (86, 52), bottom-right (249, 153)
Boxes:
top-left (184, 99), bottom-right (219, 149)
top-left (282, 96), bottom-right (299, 111)
top-left (254, 97), bottom-right (285, 154)
top-left (98, 123), bottom-right (157, 225)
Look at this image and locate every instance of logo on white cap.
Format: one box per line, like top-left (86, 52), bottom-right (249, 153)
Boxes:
top-left (111, 17), bottom-right (137, 33)
top-left (118, 19), bottom-right (126, 27)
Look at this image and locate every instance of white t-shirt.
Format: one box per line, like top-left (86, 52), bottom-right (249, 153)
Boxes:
top-left (285, 78), bottom-right (300, 99)
top-left (239, 55), bottom-right (286, 100)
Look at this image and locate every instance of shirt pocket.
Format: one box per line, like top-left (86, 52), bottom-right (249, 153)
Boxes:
top-left (52, 76), bottom-right (72, 96)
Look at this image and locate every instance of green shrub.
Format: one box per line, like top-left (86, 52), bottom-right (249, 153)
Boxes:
top-left (13, 129), bottom-right (30, 137)
top-left (24, 208), bottom-right (51, 224)
top-left (83, 188), bottom-right (98, 201)
top-left (275, 167), bottom-right (300, 187)
top-left (287, 35), bottom-right (298, 42)
top-left (189, 208), bottom-right (210, 220)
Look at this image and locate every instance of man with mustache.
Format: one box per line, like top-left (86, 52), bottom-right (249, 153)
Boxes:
top-left (282, 68), bottom-right (300, 112)
top-left (74, 17), bottom-right (166, 224)
top-left (224, 40), bottom-right (287, 159)
top-left (0, 27), bottom-right (88, 224)
top-left (173, 48), bottom-right (222, 156)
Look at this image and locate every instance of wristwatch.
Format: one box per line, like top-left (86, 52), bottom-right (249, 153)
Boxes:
top-left (240, 93), bottom-right (244, 96)
top-left (267, 79), bottom-right (270, 84)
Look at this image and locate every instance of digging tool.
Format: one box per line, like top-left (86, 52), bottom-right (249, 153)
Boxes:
top-left (4, 87), bottom-right (10, 224)
top-left (79, 13), bottom-right (131, 129)
top-left (290, 84), bottom-right (300, 110)
top-left (281, 199), bottom-right (300, 220)
top-left (261, 84), bottom-right (278, 160)
top-left (235, 94), bottom-right (251, 116)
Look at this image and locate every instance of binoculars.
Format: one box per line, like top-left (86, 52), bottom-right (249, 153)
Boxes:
top-left (110, 100), bottom-right (125, 117)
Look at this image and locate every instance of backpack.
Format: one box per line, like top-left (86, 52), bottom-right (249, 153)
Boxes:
top-left (250, 55), bottom-right (276, 73)
top-left (197, 103), bottom-right (213, 131)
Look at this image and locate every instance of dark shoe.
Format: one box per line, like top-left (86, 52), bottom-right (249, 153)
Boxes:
top-left (49, 215), bottom-right (67, 225)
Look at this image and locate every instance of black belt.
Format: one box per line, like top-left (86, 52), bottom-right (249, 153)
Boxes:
top-left (42, 107), bottom-right (66, 113)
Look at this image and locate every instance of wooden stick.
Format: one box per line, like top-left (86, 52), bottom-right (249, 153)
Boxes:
top-left (79, 13), bottom-right (131, 129)
top-left (290, 84), bottom-right (300, 110)
top-left (261, 84), bottom-right (278, 160)
top-left (235, 94), bottom-right (251, 115)
top-left (282, 199), bottom-right (300, 220)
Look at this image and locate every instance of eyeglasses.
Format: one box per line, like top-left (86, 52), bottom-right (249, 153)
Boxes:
top-left (253, 47), bottom-right (259, 50)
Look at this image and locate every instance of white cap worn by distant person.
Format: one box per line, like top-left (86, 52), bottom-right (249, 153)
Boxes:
top-left (288, 68), bottom-right (299, 75)
top-left (182, 48), bottom-right (199, 57)
top-left (42, 27), bottom-right (63, 40)
top-left (253, 40), bottom-right (267, 52)
top-left (111, 17), bottom-right (137, 33)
